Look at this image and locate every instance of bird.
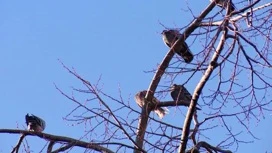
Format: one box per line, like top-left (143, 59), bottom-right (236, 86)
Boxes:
top-left (170, 84), bottom-right (201, 110)
top-left (135, 90), bottom-right (169, 119)
top-left (210, 0), bottom-right (235, 12)
top-left (161, 29), bottom-right (194, 63)
top-left (25, 114), bottom-right (46, 132)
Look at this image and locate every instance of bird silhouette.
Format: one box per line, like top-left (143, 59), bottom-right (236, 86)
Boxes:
top-left (170, 84), bottom-right (201, 110)
top-left (161, 29), bottom-right (194, 63)
top-left (135, 90), bottom-right (169, 119)
top-left (210, 0), bottom-right (235, 12)
top-left (25, 114), bottom-right (46, 132)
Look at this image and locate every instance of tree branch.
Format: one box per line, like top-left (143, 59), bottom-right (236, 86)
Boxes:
top-left (196, 141), bottom-right (232, 153)
top-left (156, 100), bottom-right (201, 110)
top-left (134, 2), bottom-right (218, 152)
top-left (47, 141), bottom-right (55, 153)
top-left (179, 18), bottom-right (229, 152)
top-left (11, 134), bottom-right (25, 153)
top-left (1, 129), bottom-right (114, 153)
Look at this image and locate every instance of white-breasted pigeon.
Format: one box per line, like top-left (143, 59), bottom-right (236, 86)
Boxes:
top-left (25, 114), bottom-right (46, 132)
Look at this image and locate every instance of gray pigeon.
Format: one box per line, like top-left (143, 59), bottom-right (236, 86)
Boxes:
top-left (210, 0), bottom-right (235, 12)
top-left (25, 114), bottom-right (46, 132)
top-left (135, 90), bottom-right (169, 119)
top-left (161, 29), bottom-right (194, 63)
top-left (170, 84), bottom-right (201, 110)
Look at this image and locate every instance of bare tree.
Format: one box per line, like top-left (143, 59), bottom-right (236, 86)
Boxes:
top-left (1, 0), bottom-right (272, 152)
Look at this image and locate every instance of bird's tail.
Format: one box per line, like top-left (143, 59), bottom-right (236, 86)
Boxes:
top-left (180, 101), bottom-right (202, 110)
top-left (154, 107), bottom-right (169, 119)
top-left (175, 42), bottom-right (193, 63)
top-left (180, 47), bottom-right (194, 63)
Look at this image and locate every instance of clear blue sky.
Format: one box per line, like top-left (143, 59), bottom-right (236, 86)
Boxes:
top-left (0, 1), bottom-right (271, 152)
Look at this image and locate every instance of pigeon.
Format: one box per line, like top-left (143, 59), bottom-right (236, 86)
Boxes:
top-left (135, 90), bottom-right (169, 119)
top-left (161, 29), bottom-right (194, 63)
top-left (25, 114), bottom-right (46, 132)
top-left (170, 84), bottom-right (201, 110)
top-left (210, 0), bottom-right (235, 12)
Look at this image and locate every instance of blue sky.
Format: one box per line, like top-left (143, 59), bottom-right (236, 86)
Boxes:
top-left (0, 1), bottom-right (271, 152)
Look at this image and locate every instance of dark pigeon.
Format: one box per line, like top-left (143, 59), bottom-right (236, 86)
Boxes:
top-left (210, 0), bottom-right (235, 12)
top-left (162, 29), bottom-right (194, 63)
top-left (170, 84), bottom-right (201, 110)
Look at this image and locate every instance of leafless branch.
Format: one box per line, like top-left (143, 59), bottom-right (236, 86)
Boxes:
top-left (1, 129), bottom-right (114, 153)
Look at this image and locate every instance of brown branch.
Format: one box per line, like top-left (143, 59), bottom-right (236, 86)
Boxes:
top-left (52, 142), bottom-right (75, 153)
top-left (179, 19), bottom-right (229, 152)
top-left (231, 1), bottom-right (271, 22)
top-left (134, 103), bottom-right (150, 153)
top-left (200, 1), bottom-right (271, 26)
top-left (58, 62), bottom-right (143, 152)
top-left (195, 141), bottom-right (232, 153)
top-left (133, 50), bottom-right (175, 153)
top-left (145, 0), bottom-right (219, 102)
top-left (134, 2), bottom-right (218, 153)
top-left (11, 134), bottom-right (25, 153)
top-left (47, 141), bottom-right (55, 153)
top-left (190, 113), bottom-right (199, 146)
top-left (1, 129), bottom-right (114, 153)
top-left (156, 100), bottom-right (201, 110)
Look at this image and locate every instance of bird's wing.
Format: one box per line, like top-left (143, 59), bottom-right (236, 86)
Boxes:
top-left (25, 114), bottom-right (30, 124)
top-left (165, 41), bottom-right (172, 48)
top-left (170, 91), bottom-right (177, 101)
top-left (135, 93), bottom-right (143, 107)
top-left (31, 114), bottom-right (46, 128)
top-left (181, 42), bottom-right (192, 55)
top-left (181, 86), bottom-right (193, 101)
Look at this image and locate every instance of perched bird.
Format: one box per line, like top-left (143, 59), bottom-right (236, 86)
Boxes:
top-left (210, 0), bottom-right (235, 12)
top-left (25, 114), bottom-right (46, 132)
top-left (135, 90), bottom-right (169, 119)
top-left (161, 29), bottom-right (194, 63)
top-left (170, 84), bottom-right (201, 110)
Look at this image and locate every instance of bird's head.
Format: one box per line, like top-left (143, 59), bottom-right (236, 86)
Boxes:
top-left (162, 29), bottom-right (180, 35)
top-left (140, 90), bottom-right (147, 96)
top-left (161, 30), bottom-right (168, 35)
top-left (170, 84), bottom-right (183, 91)
top-left (170, 84), bottom-right (176, 92)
